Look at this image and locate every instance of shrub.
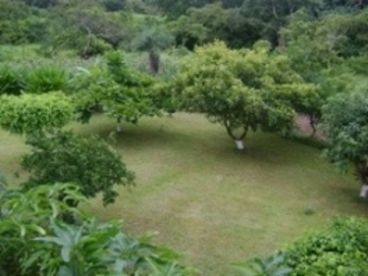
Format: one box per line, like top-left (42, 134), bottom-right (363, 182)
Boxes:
top-left (0, 92), bottom-right (74, 134)
top-left (285, 218), bottom-right (368, 275)
top-left (240, 218), bottom-right (368, 275)
top-left (0, 65), bottom-right (24, 95)
top-left (0, 184), bottom-right (190, 275)
top-left (26, 66), bottom-right (67, 93)
top-left (22, 130), bottom-right (135, 205)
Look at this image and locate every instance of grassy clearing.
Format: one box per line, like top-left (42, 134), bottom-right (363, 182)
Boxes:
top-left (1, 113), bottom-right (367, 275)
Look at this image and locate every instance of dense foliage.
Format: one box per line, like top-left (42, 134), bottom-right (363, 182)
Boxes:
top-left (1, 0), bottom-right (368, 274)
top-left (72, 50), bottom-right (163, 128)
top-left (322, 91), bottom-right (368, 195)
top-left (170, 41), bottom-right (317, 148)
top-left (22, 130), bottom-right (134, 205)
top-left (0, 184), bottom-right (190, 275)
top-left (286, 218), bottom-right (368, 275)
top-left (0, 65), bottom-right (24, 95)
top-left (26, 66), bottom-right (67, 93)
top-left (240, 218), bottom-right (368, 275)
top-left (0, 92), bottom-right (74, 134)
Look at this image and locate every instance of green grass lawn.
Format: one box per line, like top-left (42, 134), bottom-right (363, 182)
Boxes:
top-left (1, 113), bottom-right (367, 275)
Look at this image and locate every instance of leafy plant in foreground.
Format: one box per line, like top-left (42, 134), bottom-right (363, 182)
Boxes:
top-left (239, 217), bottom-right (368, 276)
top-left (232, 253), bottom-right (291, 276)
top-left (0, 184), bottom-right (191, 275)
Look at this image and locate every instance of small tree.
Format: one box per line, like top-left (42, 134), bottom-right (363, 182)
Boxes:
top-left (322, 91), bottom-right (368, 198)
top-left (171, 41), bottom-right (317, 149)
top-left (0, 92), bottom-right (74, 134)
top-left (22, 130), bottom-right (135, 205)
top-left (72, 51), bottom-right (163, 132)
top-left (132, 20), bottom-right (174, 74)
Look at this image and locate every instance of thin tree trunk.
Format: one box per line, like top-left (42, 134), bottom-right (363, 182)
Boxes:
top-left (309, 115), bottom-right (318, 137)
top-left (116, 116), bottom-right (123, 133)
top-left (224, 121), bottom-right (247, 150)
top-left (149, 50), bottom-right (160, 74)
top-left (356, 163), bottom-right (368, 198)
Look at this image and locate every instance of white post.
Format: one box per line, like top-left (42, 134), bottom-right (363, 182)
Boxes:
top-left (235, 140), bottom-right (245, 150)
top-left (359, 184), bottom-right (368, 199)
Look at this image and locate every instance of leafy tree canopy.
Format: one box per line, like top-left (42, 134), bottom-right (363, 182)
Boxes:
top-left (322, 90), bottom-right (368, 188)
top-left (22, 130), bottom-right (135, 205)
top-left (170, 41), bottom-right (318, 147)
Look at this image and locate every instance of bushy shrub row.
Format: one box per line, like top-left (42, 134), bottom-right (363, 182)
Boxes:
top-left (0, 65), bottom-right (67, 95)
top-left (0, 92), bottom-right (74, 134)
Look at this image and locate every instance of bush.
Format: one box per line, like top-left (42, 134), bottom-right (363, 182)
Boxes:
top-left (0, 92), bottom-right (74, 134)
top-left (26, 66), bottom-right (67, 93)
top-left (0, 184), bottom-right (190, 275)
top-left (0, 65), bottom-right (24, 95)
top-left (22, 130), bottom-right (135, 205)
top-left (240, 218), bottom-right (368, 275)
top-left (285, 218), bottom-right (368, 275)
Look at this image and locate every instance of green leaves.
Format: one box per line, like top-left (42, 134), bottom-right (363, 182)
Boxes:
top-left (0, 184), bottom-right (191, 276)
top-left (0, 65), bottom-right (24, 95)
top-left (322, 91), bottom-right (368, 185)
top-left (26, 66), bottom-right (67, 94)
top-left (232, 254), bottom-right (292, 276)
top-left (0, 91), bottom-right (74, 134)
top-left (171, 41), bottom-right (316, 144)
top-left (72, 51), bottom-right (163, 126)
top-left (285, 218), bottom-right (368, 275)
top-left (22, 130), bottom-right (135, 205)
top-left (236, 218), bottom-right (368, 275)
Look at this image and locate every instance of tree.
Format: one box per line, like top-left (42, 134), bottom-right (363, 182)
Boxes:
top-left (171, 41), bottom-right (317, 150)
top-left (22, 130), bottom-right (135, 205)
top-left (132, 17), bottom-right (174, 74)
top-left (322, 91), bottom-right (368, 198)
top-left (0, 92), bottom-right (74, 134)
top-left (71, 51), bottom-right (163, 132)
top-left (44, 4), bottom-right (129, 57)
top-left (240, 0), bottom-right (323, 45)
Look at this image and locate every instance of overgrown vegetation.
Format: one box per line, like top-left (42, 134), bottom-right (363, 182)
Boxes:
top-left (0, 183), bottom-right (191, 275)
top-left (0, 0), bottom-right (368, 274)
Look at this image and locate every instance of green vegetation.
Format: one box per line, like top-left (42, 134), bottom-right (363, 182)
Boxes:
top-left (22, 130), bottom-right (135, 205)
top-left (1, 114), bottom-right (367, 274)
top-left (0, 183), bottom-right (191, 275)
top-left (241, 218), bottom-right (368, 275)
top-left (0, 92), bottom-right (74, 134)
top-left (170, 41), bottom-right (317, 149)
top-left (0, 0), bottom-right (368, 275)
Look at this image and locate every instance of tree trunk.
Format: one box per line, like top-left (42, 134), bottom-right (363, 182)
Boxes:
top-left (224, 121), bottom-right (247, 151)
top-left (116, 116), bottom-right (123, 133)
top-left (360, 185), bottom-right (368, 199)
top-left (149, 50), bottom-right (160, 75)
top-left (309, 115), bottom-right (318, 137)
top-left (356, 163), bottom-right (368, 199)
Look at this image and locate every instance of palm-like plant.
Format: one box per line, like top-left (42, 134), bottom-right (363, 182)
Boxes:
top-left (232, 253), bottom-right (292, 276)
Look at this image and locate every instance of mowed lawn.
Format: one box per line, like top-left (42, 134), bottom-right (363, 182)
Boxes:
top-left (1, 113), bottom-right (367, 275)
